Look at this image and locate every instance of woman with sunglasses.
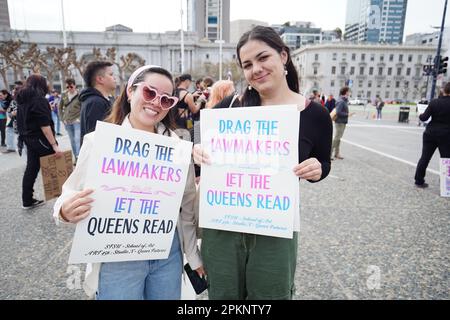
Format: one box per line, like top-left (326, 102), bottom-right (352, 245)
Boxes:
top-left (53, 65), bottom-right (205, 300)
top-left (193, 26), bottom-right (332, 300)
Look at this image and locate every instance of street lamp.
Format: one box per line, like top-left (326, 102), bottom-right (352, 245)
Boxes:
top-left (180, 0), bottom-right (185, 73)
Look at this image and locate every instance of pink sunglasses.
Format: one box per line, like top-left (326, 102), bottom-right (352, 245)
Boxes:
top-left (134, 83), bottom-right (179, 110)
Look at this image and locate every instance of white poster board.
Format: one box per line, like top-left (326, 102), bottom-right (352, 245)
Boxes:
top-left (440, 158), bottom-right (450, 197)
top-left (199, 106), bottom-right (300, 239)
top-left (69, 122), bottom-right (193, 263)
top-left (417, 103), bottom-right (431, 124)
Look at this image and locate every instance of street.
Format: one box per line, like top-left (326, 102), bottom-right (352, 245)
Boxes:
top-left (0, 108), bottom-right (448, 300)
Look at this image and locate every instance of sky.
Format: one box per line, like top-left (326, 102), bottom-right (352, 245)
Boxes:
top-left (6, 0), bottom-right (449, 37)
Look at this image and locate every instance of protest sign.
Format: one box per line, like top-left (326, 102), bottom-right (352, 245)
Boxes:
top-left (199, 106), bottom-right (300, 239)
top-left (40, 150), bottom-right (73, 201)
top-left (440, 158), bottom-right (450, 197)
top-left (68, 121), bottom-right (193, 263)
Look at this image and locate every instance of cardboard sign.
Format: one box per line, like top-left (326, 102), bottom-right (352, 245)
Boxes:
top-left (68, 122), bottom-right (193, 264)
top-left (40, 150), bottom-right (73, 201)
top-left (440, 158), bottom-right (450, 197)
top-left (199, 106), bottom-right (300, 239)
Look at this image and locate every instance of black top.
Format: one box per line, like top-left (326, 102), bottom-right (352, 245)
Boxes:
top-left (79, 87), bottom-right (112, 145)
top-left (214, 98), bottom-right (332, 182)
top-left (420, 96), bottom-right (450, 132)
top-left (16, 95), bottom-right (54, 139)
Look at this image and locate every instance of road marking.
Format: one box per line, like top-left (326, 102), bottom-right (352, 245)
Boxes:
top-left (341, 139), bottom-right (440, 176)
top-left (347, 124), bottom-right (424, 130)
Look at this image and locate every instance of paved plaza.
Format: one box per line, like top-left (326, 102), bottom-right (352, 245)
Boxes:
top-left (0, 105), bottom-right (448, 300)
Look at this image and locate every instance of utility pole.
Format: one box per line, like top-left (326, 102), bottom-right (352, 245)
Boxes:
top-left (219, 0), bottom-right (223, 80)
top-left (429, 0), bottom-right (448, 100)
top-left (60, 0), bottom-right (67, 91)
top-left (180, 0), bottom-right (185, 74)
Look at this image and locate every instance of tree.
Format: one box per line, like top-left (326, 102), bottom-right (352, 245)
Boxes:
top-left (334, 27), bottom-right (343, 40)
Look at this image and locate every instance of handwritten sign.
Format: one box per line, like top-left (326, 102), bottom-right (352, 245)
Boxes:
top-left (440, 158), bottom-right (450, 197)
top-left (40, 150), bottom-right (73, 201)
top-left (68, 121), bottom-right (193, 263)
top-left (199, 106), bottom-right (300, 239)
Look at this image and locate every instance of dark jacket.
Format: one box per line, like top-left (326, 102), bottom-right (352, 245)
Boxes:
top-left (335, 96), bottom-right (349, 124)
top-left (420, 96), bottom-right (450, 133)
top-left (16, 90), bottom-right (54, 139)
top-left (79, 87), bottom-right (112, 145)
top-left (324, 98), bottom-right (336, 113)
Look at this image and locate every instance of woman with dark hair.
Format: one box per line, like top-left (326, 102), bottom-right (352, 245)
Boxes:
top-left (193, 26), bottom-right (332, 300)
top-left (16, 74), bottom-right (63, 209)
top-left (53, 65), bottom-right (204, 300)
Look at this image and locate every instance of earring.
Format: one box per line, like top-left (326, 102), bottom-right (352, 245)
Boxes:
top-left (284, 65), bottom-right (288, 76)
top-left (248, 85), bottom-right (253, 91)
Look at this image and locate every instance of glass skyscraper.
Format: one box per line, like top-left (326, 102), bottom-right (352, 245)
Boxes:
top-left (344, 0), bottom-right (408, 44)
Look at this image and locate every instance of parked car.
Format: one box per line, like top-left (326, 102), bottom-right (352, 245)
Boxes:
top-left (349, 98), bottom-right (367, 105)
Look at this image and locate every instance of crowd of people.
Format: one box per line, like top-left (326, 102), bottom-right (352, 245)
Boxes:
top-left (1, 24), bottom-right (449, 300)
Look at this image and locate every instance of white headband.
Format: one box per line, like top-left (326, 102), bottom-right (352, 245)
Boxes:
top-left (126, 64), bottom-right (162, 93)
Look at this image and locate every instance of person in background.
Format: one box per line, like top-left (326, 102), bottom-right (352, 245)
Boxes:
top-left (16, 75), bottom-right (63, 209)
top-left (331, 86), bottom-right (353, 160)
top-left (206, 80), bottom-right (236, 109)
top-left (59, 78), bottom-right (81, 160)
top-left (53, 65), bottom-right (204, 300)
top-left (324, 94), bottom-right (336, 113)
top-left (414, 82), bottom-right (450, 188)
top-left (3, 86), bottom-right (20, 153)
top-left (0, 89), bottom-right (10, 147)
top-left (48, 89), bottom-right (62, 136)
top-left (79, 61), bottom-right (116, 146)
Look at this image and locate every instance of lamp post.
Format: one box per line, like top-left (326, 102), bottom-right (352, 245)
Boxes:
top-left (429, 0), bottom-right (448, 100)
top-left (59, 0), bottom-right (67, 91)
top-left (180, 0), bottom-right (185, 73)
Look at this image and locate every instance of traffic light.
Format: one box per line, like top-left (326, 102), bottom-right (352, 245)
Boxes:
top-left (438, 56), bottom-right (448, 74)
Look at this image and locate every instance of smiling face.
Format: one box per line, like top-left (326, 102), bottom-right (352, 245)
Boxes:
top-left (239, 39), bottom-right (288, 96)
top-left (127, 72), bottom-right (174, 132)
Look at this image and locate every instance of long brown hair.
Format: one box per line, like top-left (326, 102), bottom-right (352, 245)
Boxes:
top-left (236, 26), bottom-right (299, 107)
top-left (105, 67), bottom-right (176, 134)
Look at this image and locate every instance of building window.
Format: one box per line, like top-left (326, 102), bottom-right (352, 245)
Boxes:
top-left (370, 54), bottom-right (375, 62)
top-left (332, 66), bottom-right (336, 74)
top-left (377, 81), bottom-right (382, 88)
top-left (378, 67), bottom-right (383, 76)
top-left (417, 55), bottom-right (422, 63)
top-left (394, 91), bottom-right (399, 99)
top-left (386, 81), bottom-right (391, 88)
top-left (385, 91), bottom-right (390, 98)
top-left (369, 67), bottom-right (374, 75)
top-left (314, 67), bottom-right (318, 75)
top-left (341, 66), bottom-right (346, 75)
top-left (388, 67), bottom-right (392, 76)
top-left (406, 68), bottom-right (411, 76)
top-left (333, 53), bottom-right (337, 61)
top-left (368, 81), bottom-right (372, 88)
top-left (380, 55), bottom-right (384, 62)
top-left (397, 68), bottom-right (402, 76)
top-left (389, 54), bottom-right (394, 62)
top-left (352, 53), bottom-right (356, 61)
top-left (315, 54), bottom-right (319, 61)
top-left (395, 81), bottom-right (400, 88)
top-left (206, 54), bottom-right (210, 59)
top-left (360, 67), bottom-right (365, 75)
top-left (415, 68), bottom-right (421, 77)
top-left (399, 54), bottom-right (403, 62)
top-left (331, 80), bottom-right (335, 87)
top-left (359, 80), bottom-right (363, 87)
top-left (361, 53), bottom-right (366, 61)
top-left (408, 55), bottom-right (413, 62)
top-left (350, 66), bottom-right (355, 75)
top-left (367, 91), bottom-right (371, 98)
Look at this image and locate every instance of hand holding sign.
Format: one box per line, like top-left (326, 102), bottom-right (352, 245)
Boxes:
top-left (61, 189), bottom-right (94, 223)
top-left (192, 144), bottom-right (211, 165)
top-left (293, 157), bottom-right (322, 181)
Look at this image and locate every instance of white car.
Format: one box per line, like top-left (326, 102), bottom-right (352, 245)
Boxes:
top-left (349, 98), bottom-right (367, 105)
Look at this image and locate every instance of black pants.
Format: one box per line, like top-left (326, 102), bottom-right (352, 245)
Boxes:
top-left (22, 136), bottom-right (55, 206)
top-left (0, 118), bottom-right (6, 145)
top-left (414, 129), bottom-right (450, 185)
